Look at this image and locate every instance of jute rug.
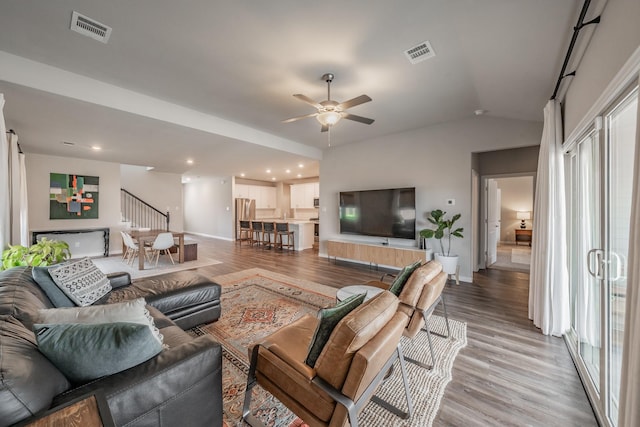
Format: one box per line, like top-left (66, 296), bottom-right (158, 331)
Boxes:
top-left (92, 255), bottom-right (222, 279)
top-left (193, 268), bottom-right (467, 427)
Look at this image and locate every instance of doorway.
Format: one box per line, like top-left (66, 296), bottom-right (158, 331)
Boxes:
top-left (482, 175), bottom-right (534, 272)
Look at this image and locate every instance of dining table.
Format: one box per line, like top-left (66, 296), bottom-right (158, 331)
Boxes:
top-left (126, 229), bottom-right (185, 270)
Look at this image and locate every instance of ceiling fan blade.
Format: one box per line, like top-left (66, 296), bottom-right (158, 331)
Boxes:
top-left (282, 112), bottom-right (318, 123)
top-left (342, 113), bottom-right (375, 125)
top-left (293, 94), bottom-right (322, 109)
top-left (320, 124), bottom-right (329, 132)
top-left (338, 95), bottom-right (372, 110)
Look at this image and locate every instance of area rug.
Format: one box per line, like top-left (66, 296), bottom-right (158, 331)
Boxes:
top-left (511, 247), bottom-right (532, 265)
top-left (92, 255), bottom-right (222, 279)
top-left (193, 268), bottom-right (467, 427)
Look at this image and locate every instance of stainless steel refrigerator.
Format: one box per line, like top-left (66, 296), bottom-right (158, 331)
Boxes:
top-left (235, 198), bottom-right (256, 239)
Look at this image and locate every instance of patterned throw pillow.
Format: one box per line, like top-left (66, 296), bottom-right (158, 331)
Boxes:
top-left (305, 292), bottom-right (367, 367)
top-left (48, 258), bottom-right (112, 306)
top-left (388, 260), bottom-right (423, 296)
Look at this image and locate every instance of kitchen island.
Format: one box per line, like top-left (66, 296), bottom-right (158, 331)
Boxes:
top-left (256, 219), bottom-right (315, 251)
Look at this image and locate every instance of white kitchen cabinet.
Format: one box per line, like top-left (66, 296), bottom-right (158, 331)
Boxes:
top-left (290, 182), bottom-right (319, 208)
top-left (257, 186), bottom-right (276, 209)
top-left (235, 184), bottom-right (250, 198)
top-left (313, 182), bottom-right (320, 198)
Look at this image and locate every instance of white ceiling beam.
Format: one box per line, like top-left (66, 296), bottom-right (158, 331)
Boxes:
top-left (0, 50), bottom-right (322, 160)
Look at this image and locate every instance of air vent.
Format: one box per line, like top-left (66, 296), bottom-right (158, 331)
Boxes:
top-left (70, 11), bottom-right (112, 43)
top-left (404, 41), bottom-right (436, 64)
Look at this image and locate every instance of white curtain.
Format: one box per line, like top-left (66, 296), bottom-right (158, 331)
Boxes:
top-left (619, 77), bottom-right (640, 427)
top-left (0, 93), bottom-right (29, 250)
top-left (528, 99), bottom-right (570, 336)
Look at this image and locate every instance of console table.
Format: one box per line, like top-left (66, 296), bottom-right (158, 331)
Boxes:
top-left (327, 240), bottom-right (425, 269)
top-left (515, 229), bottom-right (533, 246)
top-left (32, 228), bottom-right (110, 257)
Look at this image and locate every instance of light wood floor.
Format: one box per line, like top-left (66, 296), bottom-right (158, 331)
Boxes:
top-left (187, 236), bottom-right (597, 426)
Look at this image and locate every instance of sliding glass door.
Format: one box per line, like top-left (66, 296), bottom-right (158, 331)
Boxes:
top-left (565, 84), bottom-right (637, 426)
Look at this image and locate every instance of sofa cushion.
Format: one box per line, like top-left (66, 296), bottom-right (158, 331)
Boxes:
top-left (388, 260), bottom-right (422, 296)
top-left (34, 321), bottom-right (163, 383)
top-left (305, 292), bottom-right (366, 367)
top-left (32, 266), bottom-right (75, 308)
top-left (36, 298), bottom-right (163, 347)
top-left (0, 315), bottom-right (70, 427)
top-left (48, 258), bottom-right (112, 306)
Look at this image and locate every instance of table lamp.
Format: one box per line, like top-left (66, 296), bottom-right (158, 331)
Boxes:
top-left (517, 211), bottom-right (531, 229)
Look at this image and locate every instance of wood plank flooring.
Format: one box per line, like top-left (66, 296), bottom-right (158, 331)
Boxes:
top-left (188, 236), bottom-right (597, 426)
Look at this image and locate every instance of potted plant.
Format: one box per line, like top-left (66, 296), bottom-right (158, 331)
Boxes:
top-left (419, 209), bottom-right (464, 275)
top-left (1, 238), bottom-right (71, 270)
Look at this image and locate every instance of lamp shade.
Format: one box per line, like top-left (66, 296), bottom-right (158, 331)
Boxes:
top-left (516, 211), bottom-right (531, 220)
top-left (316, 111), bottom-right (341, 126)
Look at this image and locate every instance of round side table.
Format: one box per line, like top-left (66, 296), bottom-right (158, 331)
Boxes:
top-left (336, 284), bottom-right (384, 302)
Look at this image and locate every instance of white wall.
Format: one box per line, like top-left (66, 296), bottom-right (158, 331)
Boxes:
top-left (494, 176), bottom-right (534, 243)
top-left (183, 176), bottom-right (233, 240)
top-left (120, 164), bottom-right (184, 230)
top-left (319, 115), bottom-right (542, 281)
top-left (563, 0), bottom-right (640, 136)
top-left (25, 153), bottom-right (122, 255)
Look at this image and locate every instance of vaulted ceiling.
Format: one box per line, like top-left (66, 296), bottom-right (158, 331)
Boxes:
top-left (0, 1), bottom-right (580, 180)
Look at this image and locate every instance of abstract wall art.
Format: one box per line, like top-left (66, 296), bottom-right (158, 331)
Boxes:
top-left (49, 173), bottom-right (100, 219)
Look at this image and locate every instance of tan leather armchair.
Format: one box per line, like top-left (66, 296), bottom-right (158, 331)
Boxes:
top-left (367, 260), bottom-right (451, 369)
top-left (242, 291), bottom-right (413, 427)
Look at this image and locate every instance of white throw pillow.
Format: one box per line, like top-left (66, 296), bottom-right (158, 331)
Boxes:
top-left (36, 298), bottom-right (163, 347)
top-left (48, 257), bottom-right (112, 306)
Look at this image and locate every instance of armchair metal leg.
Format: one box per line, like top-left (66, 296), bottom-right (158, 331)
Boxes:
top-left (441, 295), bottom-right (452, 338)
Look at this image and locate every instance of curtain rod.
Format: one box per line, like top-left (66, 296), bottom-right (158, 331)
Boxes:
top-left (550, 0), bottom-right (601, 100)
top-left (5, 129), bottom-right (22, 153)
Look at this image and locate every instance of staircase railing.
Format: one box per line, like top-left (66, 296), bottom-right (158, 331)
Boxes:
top-left (120, 188), bottom-right (170, 231)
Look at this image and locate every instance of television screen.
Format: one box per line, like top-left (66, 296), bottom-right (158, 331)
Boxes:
top-left (339, 187), bottom-right (416, 240)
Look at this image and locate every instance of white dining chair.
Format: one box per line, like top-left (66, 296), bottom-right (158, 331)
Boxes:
top-left (149, 232), bottom-right (175, 266)
top-left (121, 231), bottom-right (144, 266)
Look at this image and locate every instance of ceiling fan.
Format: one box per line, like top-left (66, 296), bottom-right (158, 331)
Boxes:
top-left (282, 73), bottom-right (374, 132)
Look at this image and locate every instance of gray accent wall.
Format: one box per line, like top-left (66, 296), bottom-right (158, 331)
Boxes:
top-left (319, 115), bottom-right (542, 282)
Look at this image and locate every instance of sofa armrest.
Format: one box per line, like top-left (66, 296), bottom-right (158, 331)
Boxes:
top-left (106, 272), bottom-right (131, 289)
top-left (52, 335), bottom-right (223, 427)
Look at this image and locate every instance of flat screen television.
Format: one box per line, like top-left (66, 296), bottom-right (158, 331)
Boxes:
top-left (339, 187), bottom-right (416, 240)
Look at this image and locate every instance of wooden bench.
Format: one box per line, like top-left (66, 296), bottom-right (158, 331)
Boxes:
top-left (169, 241), bottom-right (197, 261)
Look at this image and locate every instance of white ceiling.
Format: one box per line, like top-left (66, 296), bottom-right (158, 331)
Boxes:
top-left (0, 0), bottom-right (580, 181)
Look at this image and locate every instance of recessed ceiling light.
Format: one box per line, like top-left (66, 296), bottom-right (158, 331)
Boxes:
top-left (187, 159), bottom-right (194, 164)
top-left (240, 173), bottom-right (245, 177)
top-left (285, 169), bottom-right (291, 174)
top-left (298, 163), bottom-right (304, 168)
top-left (91, 145), bottom-right (101, 151)
top-left (271, 177), bottom-right (276, 181)
top-left (266, 169), bottom-right (271, 173)
top-left (297, 174), bottom-right (302, 178)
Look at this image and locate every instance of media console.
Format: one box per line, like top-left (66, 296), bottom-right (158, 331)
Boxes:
top-left (326, 239), bottom-right (425, 269)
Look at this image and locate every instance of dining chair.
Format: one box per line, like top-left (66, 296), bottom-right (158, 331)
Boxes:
top-left (149, 232), bottom-right (176, 266)
top-left (121, 231), bottom-right (143, 266)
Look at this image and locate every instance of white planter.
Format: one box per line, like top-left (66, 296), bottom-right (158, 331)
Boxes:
top-left (435, 253), bottom-right (459, 275)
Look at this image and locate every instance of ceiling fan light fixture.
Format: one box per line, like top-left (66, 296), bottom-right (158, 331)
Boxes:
top-left (316, 111), bottom-right (341, 126)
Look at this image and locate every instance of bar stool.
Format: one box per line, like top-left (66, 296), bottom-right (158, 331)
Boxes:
top-left (262, 221), bottom-right (275, 249)
top-left (275, 222), bottom-right (295, 252)
top-left (250, 221), bottom-right (263, 246)
top-left (238, 220), bottom-right (252, 245)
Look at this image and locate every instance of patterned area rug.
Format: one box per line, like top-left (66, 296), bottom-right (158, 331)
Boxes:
top-left (194, 268), bottom-right (467, 427)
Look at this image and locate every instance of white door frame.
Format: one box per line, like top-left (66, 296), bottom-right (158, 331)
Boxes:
top-left (479, 172), bottom-right (536, 269)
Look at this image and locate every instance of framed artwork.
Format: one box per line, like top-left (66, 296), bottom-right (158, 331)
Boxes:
top-left (49, 173), bottom-right (99, 219)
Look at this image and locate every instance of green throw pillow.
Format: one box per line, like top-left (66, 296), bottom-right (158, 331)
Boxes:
top-left (34, 322), bottom-right (163, 383)
top-left (388, 260), bottom-right (422, 296)
top-left (305, 292), bottom-right (366, 367)
top-left (32, 266), bottom-right (75, 307)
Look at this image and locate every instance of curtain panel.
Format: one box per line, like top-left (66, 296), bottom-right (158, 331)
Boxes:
top-left (619, 77), bottom-right (640, 427)
top-left (528, 99), bottom-right (570, 337)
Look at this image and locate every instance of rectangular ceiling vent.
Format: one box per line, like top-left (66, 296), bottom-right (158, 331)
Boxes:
top-left (70, 11), bottom-right (112, 43)
top-left (404, 41), bottom-right (435, 64)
